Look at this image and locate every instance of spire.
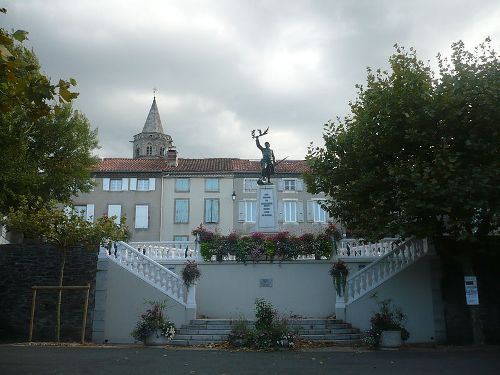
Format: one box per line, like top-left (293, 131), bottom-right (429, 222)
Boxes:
top-left (142, 97), bottom-right (164, 134)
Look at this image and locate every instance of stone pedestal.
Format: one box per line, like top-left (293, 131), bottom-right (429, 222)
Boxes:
top-left (256, 185), bottom-right (278, 233)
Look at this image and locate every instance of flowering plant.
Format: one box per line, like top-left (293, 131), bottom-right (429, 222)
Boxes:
top-left (181, 260), bottom-right (201, 288)
top-left (329, 260), bottom-right (349, 296)
top-left (362, 298), bottom-right (409, 348)
top-left (131, 300), bottom-right (176, 342)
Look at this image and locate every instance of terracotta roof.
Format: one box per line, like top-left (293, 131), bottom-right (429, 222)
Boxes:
top-left (95, 158), bottom-right (309, 174)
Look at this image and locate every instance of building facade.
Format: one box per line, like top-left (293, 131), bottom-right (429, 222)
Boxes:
top-left (72, 99), bottom-right (333, 240)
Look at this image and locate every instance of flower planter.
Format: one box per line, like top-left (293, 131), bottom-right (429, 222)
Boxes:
top-left (380, 330), bottom-right (402, 350)
top-left (144, 330), bottom-right (172, 346)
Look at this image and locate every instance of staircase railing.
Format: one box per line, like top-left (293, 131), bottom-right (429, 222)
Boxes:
top-left (337, 238), bottom-right (399, 258)
top-left (345, 238), bottom-right (428, 305)
top-left (129, 241), bottom-right (198, 261)
top-left (103, 241), bottom-right (187, 306)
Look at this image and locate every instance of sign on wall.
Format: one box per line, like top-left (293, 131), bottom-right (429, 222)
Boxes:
top-left (464, 276), bottom-right (479, 305)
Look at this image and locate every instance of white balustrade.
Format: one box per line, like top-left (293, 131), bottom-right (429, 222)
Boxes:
top-left (345, 238), bottom-right (428, 305)
top-left (104, 241), bottom-right (187, 306)
top-left (129, 241), bottom-right (198, 261)
top-left (337, 238), bottom-right (399, 258)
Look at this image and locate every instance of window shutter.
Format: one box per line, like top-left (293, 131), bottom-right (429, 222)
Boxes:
top-left (135, 205), bottom-right (149, 229)
top-left (86, 204), bottom-right (95, 222)
top-left (149, 178), bottom-right (156, 191)
top-left (278, 179), bottom-right (284, 191)
top-left (306, 201), bottom-right (314, 222)
top-left (63, 206), bottom-right (72, 217)
top-left (121, 178), bottom-right (129, 191)
top-left (90, 178), bottom-right (96, 192)
top-left (297, 201), bottom-right (304, 222)
top-left (108, 205), bottom-right (121, 224)
top-left (278, 201), bottom-right (284, 222)
top-left (238, 202), bottom-right (245, 222)
top-left (130, 178), bottom-right (137, 191)
top-left (327, 212), bottom-right (334, 222)
top-left (296, 179), bottom-right (304, 191)
top-left (103, 178), bottom-right (110, 191)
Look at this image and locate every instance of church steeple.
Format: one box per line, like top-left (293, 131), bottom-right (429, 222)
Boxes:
top-left (132, 97), bottom-right (175, 160)
top-left (142, 97), bottom-right (164, 134)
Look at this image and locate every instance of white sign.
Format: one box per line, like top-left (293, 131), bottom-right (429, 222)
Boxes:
top-left (256, 186), bottom-right (277, 231)
top-left (464, 276), bottom-right (479, 305)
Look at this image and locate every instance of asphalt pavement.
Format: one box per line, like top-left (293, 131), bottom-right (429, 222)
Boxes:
top-left (0, 344), bottom-right (499, 375)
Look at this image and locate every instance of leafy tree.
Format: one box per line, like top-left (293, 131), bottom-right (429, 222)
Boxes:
top-left (305, 38), bottom-right (499, 242)
top-left (1, 199), bottom-right (129, 342)
top-left (0, 16), bottom-right (96, 215)
top-left (305, 38), bottom-right (499, 345)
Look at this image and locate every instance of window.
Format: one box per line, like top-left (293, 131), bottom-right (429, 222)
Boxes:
top-left (173, 235), bottom-right (189, 242)
top-left (135, 205), bottom-right (149, 229)
top-left (175, 178), bottom-right (190, 192)
top-left (244, 201), bottom-right (256, 222)
top-left (204, 198), bottom-right (219, 223)
top-left (73, 205), bottom-right (87, 219)
top-left (135, 147), bottom-right (140, 157)
top-left (244, 178), bottom-right (258, 192)
top-left (174, 199), bottom-right (189, 223)
top-left (146, 145), bottom-right (153, 156)
top-left (284, 179), bottom-right (296, 191)
top-left (284, 201), bottom-right (297, 222)
top-left (110, 179), bottom-right (122, 191)
top-left (205, 178), bottom-right (219, 192)
top-left (160, 147), bottom-right (165, 156)
top-left (313, 201), bottom-right (327, 223)
top-left (137, 179), bottom-right (150, 191)
top-left (107, 204), bottom-right (121, 224)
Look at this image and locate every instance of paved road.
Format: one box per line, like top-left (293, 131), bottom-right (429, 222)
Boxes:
top-left (0, 345), bottom-right (499, 375)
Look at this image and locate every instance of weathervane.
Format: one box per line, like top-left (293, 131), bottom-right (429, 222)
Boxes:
top-left (153, 87), bottom-right (158, 99)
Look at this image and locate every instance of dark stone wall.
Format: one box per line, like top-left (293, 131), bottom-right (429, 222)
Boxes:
top-left (0, 244), bottom-right (98, 342)
top-left (437, 237), bottom-right (500, 344)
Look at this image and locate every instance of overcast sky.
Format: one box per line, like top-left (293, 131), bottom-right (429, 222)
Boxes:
top-left (4, 0), bottom-right (499, 160)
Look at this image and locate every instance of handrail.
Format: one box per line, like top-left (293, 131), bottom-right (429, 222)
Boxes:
top-left (345, 238), bottom-right (428, 305)
top-left (129, 241), bottom-right (198, 261)
top-left (337, 238), bottom-right (399, 258)
top-left (104, 241), bottom-right (187, 306)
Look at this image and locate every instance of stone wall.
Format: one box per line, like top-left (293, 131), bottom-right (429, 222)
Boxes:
top-left (0, 244), bottom-right (98, 342)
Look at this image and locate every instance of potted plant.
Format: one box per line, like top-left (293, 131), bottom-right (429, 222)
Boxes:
top-left (363, 298), bottom-right (409, 349)
top-left (329, 260), bottom-right (349, 296)
top-left (131, 300), bottom-right (176, 345)
top-left (181, 260), bottom-right (201, 289)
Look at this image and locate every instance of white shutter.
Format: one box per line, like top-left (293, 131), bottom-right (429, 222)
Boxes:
top-left (63, 206), bottom-right (72, 217)
top-left (108, 205), bottom-right (121, 224)
top-left (306, 201), bottom-right (314, 222)
top-left (278, 179), bottom-right (284, 191)
top-left (278, 201), bottom-right (284, 222)
top-left (130, 178), bottom-right (137, 191)
top-left (121, 178), bottom-right (129, 191)
top-left (135, 205), bottom-right (149, 229)
top-left (297, 201), bottom-right (304, 222)
top-left (238, 201), bottom-right (245, 222)
top-left (103, 178), bottom-right (110, 191)
top-left (86, 204), bottom-right (95, 222)
top-left (296, 179), bottom-right (304, 191)
top-left (149, 178), bottom-right (156, 191)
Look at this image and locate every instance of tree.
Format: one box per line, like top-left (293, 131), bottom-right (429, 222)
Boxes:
top-left (305, 39), bottom-right (499, 242)
top-left (2, 199), bottom-right (129, 342)
top-left (305, 39), bottom-right (499, 345)
top-left (0, 18), bottom-right (96, 215)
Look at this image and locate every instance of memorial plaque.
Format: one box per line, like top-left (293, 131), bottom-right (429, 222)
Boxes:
top-left (256, 185), bottom-right (277, 232)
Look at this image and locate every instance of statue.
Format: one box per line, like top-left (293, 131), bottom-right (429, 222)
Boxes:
top-left (252, 127), bottom-right (276, 185)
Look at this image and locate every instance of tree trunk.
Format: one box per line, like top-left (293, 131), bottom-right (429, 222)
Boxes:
top-left (56, 248), bottom-right (67, 342)
top-left (461, 256), bottom-right (485, 345)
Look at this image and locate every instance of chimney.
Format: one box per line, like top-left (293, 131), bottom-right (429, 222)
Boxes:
top-left (167, 146), bottom-right (178, 167)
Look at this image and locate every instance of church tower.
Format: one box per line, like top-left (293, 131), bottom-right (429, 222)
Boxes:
top-left (132, 97), bottom-right (177, 165)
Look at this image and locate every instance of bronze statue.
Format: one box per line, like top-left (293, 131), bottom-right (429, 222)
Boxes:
top-left (252, 127), bottom-right (275, 185)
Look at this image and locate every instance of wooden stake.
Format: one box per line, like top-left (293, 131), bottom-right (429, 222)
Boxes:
top-left (29, 288), bottom-right (37, 342)
top-left (81, 283), bottom-right (90, 344)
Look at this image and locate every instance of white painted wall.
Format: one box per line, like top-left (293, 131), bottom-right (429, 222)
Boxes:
top-left (99, 259), bottom-right (188, 344)
top-left (346, 257), bottom-right (438, 343)
top-left (196, 261), bottom-right (337, 319)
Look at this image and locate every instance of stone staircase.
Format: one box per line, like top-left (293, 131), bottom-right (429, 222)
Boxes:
top-left (170, 318), bottom-right (362, 346)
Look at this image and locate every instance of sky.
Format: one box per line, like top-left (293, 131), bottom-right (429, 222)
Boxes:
top-left (3, 0), bottom-right (500, 161)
